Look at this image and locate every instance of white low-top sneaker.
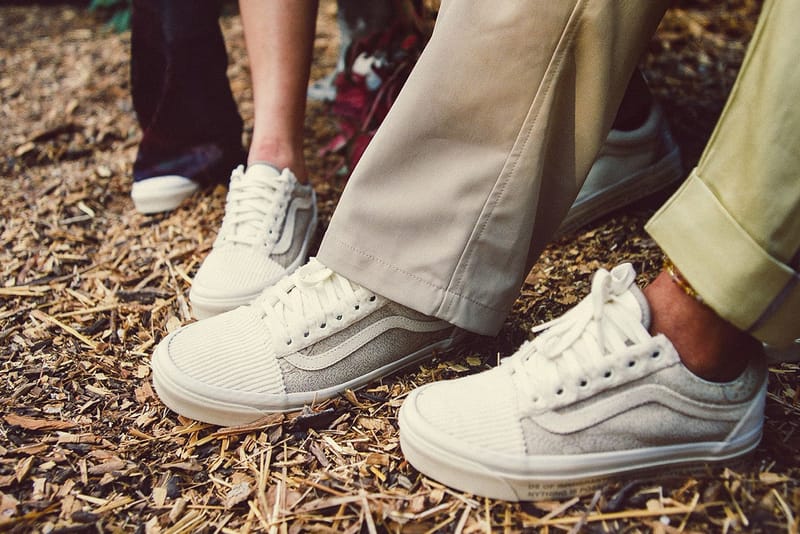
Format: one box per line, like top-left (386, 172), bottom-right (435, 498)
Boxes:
top-left (559, 103), bottom-right (683, 234)
top-left (154, 258), bottom-right (463, 426)
top-left (131, 175), bottom-right (200, 214)
top-left (190, 164), bottom-right (318, 319)
top-left (399, 263), bottom-right (766, 501)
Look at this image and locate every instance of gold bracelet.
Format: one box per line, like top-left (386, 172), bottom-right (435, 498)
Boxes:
top-left (663, 257), bottom-right (704, 304)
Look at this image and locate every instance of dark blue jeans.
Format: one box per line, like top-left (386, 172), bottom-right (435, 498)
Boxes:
top-left (131, 0), bottom-right (245, 186)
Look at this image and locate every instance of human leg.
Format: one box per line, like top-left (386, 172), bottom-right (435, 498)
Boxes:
top-left (645, 0), bottom-right (800, 349)
top-left (130, 0), bottom-right (245, 213)
top-left (239, 0), bottom-right (318, 182)
top-left (153, 0), bottom-right (669, 424)
top-left (188, 0), bottom-right (320, 318)
top-left (319, 0), bottom-right (668, 335)
top-left (400, 0), bottom-right (798, 500)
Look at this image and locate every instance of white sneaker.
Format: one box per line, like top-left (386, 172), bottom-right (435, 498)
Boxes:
top-left (131, 175), bottom-right (199, 214)
top-left (154, 258), bottom-right (462, 426)
top-left (559, 104), bottom-right (683, 234)
top-left (189, 164), bottom-right (318, 319)
top-left (399, 263), bottom-right (766, 501)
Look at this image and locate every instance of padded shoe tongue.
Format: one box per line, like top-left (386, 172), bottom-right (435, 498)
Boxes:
top-left (624, 283), bottom-right (652, 331)
top-left (608, 263), bottom-right (652, 331)
top-left (243, 163), bottom-right (282, 181)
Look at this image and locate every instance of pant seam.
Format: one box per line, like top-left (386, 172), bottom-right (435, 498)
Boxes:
top-left (440, 0), bottom-right (587, 315)
top-left (696, 0), bottom-right (773, 173)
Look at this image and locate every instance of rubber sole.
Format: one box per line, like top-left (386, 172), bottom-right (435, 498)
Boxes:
top-left (131, 175), bottom-right (199, 214)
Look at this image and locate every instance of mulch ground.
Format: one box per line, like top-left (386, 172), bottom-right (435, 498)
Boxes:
top-left (1, 1), bottom-right (798, 532)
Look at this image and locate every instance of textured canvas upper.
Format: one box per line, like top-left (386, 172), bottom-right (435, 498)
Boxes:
top-left (167, 306), bottom-right (287, 395)
top-left (154, 259), bottom-right (459, 425)
top-left (401, 263), bottom-right (767, 477)
top-left (190, 164), bottom-right (317, 315)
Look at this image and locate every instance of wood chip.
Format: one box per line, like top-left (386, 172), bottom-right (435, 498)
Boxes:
top-left (4, 414), bottom-right (77, 431)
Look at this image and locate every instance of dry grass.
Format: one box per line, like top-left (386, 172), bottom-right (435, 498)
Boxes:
top-left (1, 1), bottom-right (798, 532)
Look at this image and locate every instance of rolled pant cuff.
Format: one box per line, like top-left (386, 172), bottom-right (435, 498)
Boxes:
top-left (318, 236), bottom-right (507, 336)
top-left (645, 170), bottom-right (798, 345)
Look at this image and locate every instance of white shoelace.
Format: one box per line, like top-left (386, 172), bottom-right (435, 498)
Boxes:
top-left (505, 264), bottom-right (660, 409)
top-left (217, 166), bottom-right (291, 247)
top-left (256, 259), bottom-right (376, 346)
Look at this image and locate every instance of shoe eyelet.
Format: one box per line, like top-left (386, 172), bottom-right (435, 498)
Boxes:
top-left (303, 332), bottom-right (309, 338)
top-left (628, 360), bottom-right (636, 368)
top-left (320, 323), bottom-right (326, 329)
top-left (354, 305), bottom-right (360, 311)
top-left (604, 370), bottom-right (612, 379)
top-left (336, 315), bottom-right (343, 321)
top-left (555, 387), bottom-right (564, 396)
top-left (579, 379), bottom-right (588, 387)
top-left (368, 295), bottom-right (376, 302)
top-left (651, 351), bottom-right (660, 358)
top-left (286, 339), bottom-right (292, 345)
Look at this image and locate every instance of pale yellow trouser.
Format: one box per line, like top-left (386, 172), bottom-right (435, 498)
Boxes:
top-left (646, 0), bottom-right (800, 347)
top-left (319, 0), bottom-right (668, 335)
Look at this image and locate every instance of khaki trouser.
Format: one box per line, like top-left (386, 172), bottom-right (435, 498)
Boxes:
top-left (320, 0), bottom-right (668, 335)
top-left (319, 0), bottom-right (798, 345)
top-left (646, 0), bottom-right (800, 347)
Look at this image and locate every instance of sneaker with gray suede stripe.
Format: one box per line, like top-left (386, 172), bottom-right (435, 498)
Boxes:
top-left (399, 263), bottom-right (766, 501)
top-left (558, 103), bottom-right (683, 235)
top-left (190, 164), bottom-right (317, 319)
top-left (153, 258), bottom-right (462, 426)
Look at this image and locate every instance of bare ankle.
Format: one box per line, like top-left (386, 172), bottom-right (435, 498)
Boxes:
top-left (643, 270), bottom-right (759, 382)
top-left (247, 140), bottom-right (308, 183)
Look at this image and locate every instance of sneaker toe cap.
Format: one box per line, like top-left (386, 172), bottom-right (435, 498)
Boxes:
top-left (192, 246), bottom-right (287, 300)
top-left (403, 369), bottom-right (526, 457)
top-left (151, 307), bottom-right (288, 424)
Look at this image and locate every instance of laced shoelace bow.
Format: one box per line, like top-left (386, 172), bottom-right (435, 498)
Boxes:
top-left (256, 259), bottom-right (376, 346)
top-left (218, 166), bottom-right (290, 247)
top-left (506, 265), bottom-right (660, 409)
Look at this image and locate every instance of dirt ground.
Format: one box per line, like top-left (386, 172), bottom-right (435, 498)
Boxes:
top-left (1, 1), bottom-right (798, 532)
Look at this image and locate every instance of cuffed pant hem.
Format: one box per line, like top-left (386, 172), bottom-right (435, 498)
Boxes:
top-left (646, 171), bottom-right (798, 346)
